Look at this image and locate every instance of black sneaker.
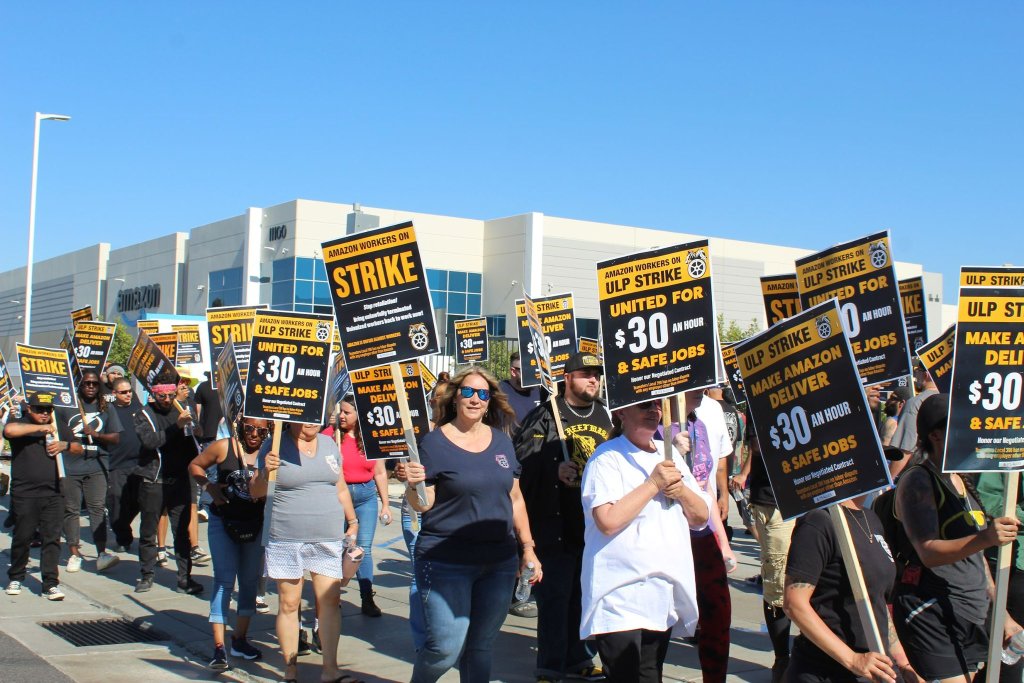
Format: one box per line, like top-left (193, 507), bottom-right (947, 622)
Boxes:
top-left (175, 579), bottom-right (204, 595)
top-left (230, 637), bottom-right (262, 661)
top-left (209, 644), bottom-right (228, 670)
top-left (297, 629), bottom-right (312, 656)
top-left (310, 627), bottom-right (321, 654)
top-left (135, 577), bottom-right (154, 593)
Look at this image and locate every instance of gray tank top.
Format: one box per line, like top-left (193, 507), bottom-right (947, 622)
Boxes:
top-left (261, 433), bottom-right (345, 543)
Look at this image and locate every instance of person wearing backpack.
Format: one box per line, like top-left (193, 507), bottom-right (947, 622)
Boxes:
top-left (893, 394), bottom-right (1021, 682)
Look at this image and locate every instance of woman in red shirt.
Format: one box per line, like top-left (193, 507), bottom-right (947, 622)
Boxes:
top-left (338, 395), bottom-right (391, 616)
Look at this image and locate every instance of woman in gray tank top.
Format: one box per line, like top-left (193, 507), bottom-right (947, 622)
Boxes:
top-left (253, 422), bottom-right (361, 683)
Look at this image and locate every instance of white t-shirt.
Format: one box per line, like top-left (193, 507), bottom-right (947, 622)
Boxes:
top-left (693, 395), bottom-right (735, 500)
top-left (579, 434), bottom-right (713, 639)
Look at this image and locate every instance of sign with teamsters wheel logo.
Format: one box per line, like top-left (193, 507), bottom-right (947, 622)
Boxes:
top-left (321, 221), bottom-right (439, 372)
top-left (244, 310), bottom-right (333, 424)
top-left (350, 362), bottom-right (430, 459)
top-left (596, 239), bottom-right (719, 410)
top-left (735, 299), bottom-right (890, 519)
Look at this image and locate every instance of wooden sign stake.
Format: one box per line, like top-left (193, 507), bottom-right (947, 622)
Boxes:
top-left (986, 471), bottom-right (1021, 682)
top-left (828, 504), bottom-right (885, 654)
top-left (391, 362), bottom-right (427, 508)
top-left (50, 411), bottom-right (65, 479)
top-left (549, 393), bottom-right (571, 463)
top-left (259, 421), bottom-right (283, 546)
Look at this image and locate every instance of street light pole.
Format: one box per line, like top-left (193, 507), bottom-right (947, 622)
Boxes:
top-left (24, 112), bottom-right (71, 342)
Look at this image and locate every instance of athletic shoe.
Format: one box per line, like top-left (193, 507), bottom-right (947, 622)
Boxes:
top-left (176, 579), bottom-right (204, 595)
top-left (66, 555), bottom-right (82, 573)
top-left (230, 637), bottom-right (262, 661)
top-left (113, 543), bottom-right (132, 553)
top-left (508, 599), bottom-right (538, 618)
top-left (208, 645), bottom-right (228, 670)
top-left (197, 508), bottom-right (209, 522)
top-left (567, 665), bottom-right (606, 680)
top-left (310, 627), bottom-right (321, 654)
top-left (297, 629), bottom-right (312, 656)
top-left (5, 581), bottom-right (22, 595)
top-left (96, 552), bottom-right (120, 572)
top-left (255, 595), bottom-right (270, 614)
top-left (135, 577), bottom-right (154, 593)
top-left (190, 546), bottom-right (211, 565)
top-left (156, 548), bottom-right (168, 566)
top-left (43, 586), bottom-right (65, 601)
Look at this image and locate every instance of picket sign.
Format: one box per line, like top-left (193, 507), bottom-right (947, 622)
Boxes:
top-left (390, 362), bottom-right (427, 508)
top-left (259, 422), bottom-right (283, 546)
top-left (828, 505), bottom-right (885, 655)
top-left (987, 471), bottom-right (1021, 683)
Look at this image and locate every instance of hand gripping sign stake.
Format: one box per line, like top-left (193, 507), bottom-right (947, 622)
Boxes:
top-left (828, 505), bottom-right (885, 656)
top-left (390, 362), bottom-right (427, 508)
top-left (987, 471), bottom-right (1021, 683)
top-left (50, 411), bottom-right (66, 479)
top-left (259, 421), bottom-right (283, 547)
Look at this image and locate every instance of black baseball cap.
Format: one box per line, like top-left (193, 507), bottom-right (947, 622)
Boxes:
top-left (916, 393), bottom-right (949, 442)
top-left (564, 352), bottom-right (603, 374)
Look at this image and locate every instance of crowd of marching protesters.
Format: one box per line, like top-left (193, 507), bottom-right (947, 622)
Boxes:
top-left (4, 350), bottom-right (1024, 683)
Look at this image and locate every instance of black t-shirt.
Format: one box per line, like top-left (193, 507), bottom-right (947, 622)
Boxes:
top-left (55, 399), bottom-right (122, 476)
top-left (786, 507), bottom-right (896, 672)
top-left (499, 380), bottom-right (541, 427)
top-left (108, 402), bottom-right (142, 471)
top-left (748, 450), bottom-right (778, 507)
top-left (194, 380), bottom-right (223, 441)
top-left (7, 413), bottom-right (73, 498)
top-left (416, 426), bottom-right (521, 565)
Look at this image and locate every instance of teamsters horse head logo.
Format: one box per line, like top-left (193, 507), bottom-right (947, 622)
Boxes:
top-left (408, 323), bottom-right (430, 351)
top-left (685, 249), bottom-right (708, 278)
top-left (869, 241), bottom-right (889, 269)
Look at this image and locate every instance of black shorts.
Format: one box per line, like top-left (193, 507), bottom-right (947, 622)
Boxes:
top-left (893, 593), bottom-right (987, 681)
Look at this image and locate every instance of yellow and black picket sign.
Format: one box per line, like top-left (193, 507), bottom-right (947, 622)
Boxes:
top-left (327, 351), bottom-right (352, 408)
top-left (137, 320), bottom-right (159, 337)
top-left (578, 337), bottom-right (600, 357)
top-left (760, 274), bottom-right (801, 327)
top-left (59, 328), bottom-right (83, 384)
top-left (795, 231), bottom-right (911, 384)
top-left (70, 305), bottom-right (94, 327)
top-left (214, 338), bottom-right (245, 426)
top-left (453, 317), bottom-right (489, 364)
top-left (898, 276), bottom-right (929, 353)
top-left (419, 362), bottom-right (438, 395)
top-left (172, 324), bottom-right (204, 364)
top-left (720, 342), bottom-right (747, 404)
top-left (16, 344), bottom-right (80, 480)
top-left (206, 305), bottom-right (267, 385)
top-left (917, 324), bottom-right (955, 394)
top-left (150, 332), bottom-right (179, 366)
top-left (515, 293), bottom-right (577, 388)
top-left (0, 349), bottom-right (14, 410)
top-left (71, 321), bottom-right (117, 376)
top-left (596, 239), bottom-right (718, 410)
top-left (127, 330), bottom-right (179, 393)
top-left (349, 363), bottom-right (430, 460)
top-left (321, 221), bottom-right (439, 371)
top-left (243, 311), bottom-right (334, 424)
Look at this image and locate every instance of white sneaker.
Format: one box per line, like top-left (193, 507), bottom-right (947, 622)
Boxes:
top-left (44, 586), bottom-right (65, 601)
top-left (96, 552), bottom-right (120, 572)
top-left (66, 555), bottom-right (82, 573)
top-left (5, 581), bottom-right (22, 595)
top-left (197, 508), bottom-right (209, 522)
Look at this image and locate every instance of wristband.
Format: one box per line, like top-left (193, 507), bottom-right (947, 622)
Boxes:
top-left (346, 518), bottom-right (358, 525)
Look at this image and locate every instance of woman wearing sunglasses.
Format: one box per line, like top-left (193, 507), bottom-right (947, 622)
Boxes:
top-left (188, 416), bottom-right (271, 670)
top-left (404, 368), bottom-right (542, 683)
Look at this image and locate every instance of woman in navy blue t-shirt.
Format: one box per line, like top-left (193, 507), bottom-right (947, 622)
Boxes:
top-left (405, 367), bottom-right (543, 683)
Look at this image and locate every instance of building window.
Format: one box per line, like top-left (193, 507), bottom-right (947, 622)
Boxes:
top-left (577, 317), bottom-right (599, 339)
top-left (486, 314), bottom-right (506, 337)
top-left (426, 268), bottom-right (484, 351)
top-left (270, 256), bottom-right (331, 312)
top-left (208, 267), bottom-right (243, 307)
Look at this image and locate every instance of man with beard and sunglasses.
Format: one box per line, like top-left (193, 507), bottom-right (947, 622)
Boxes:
top-left (107, 377), bottom-right (143, 553)
top-left (4, 399), bottom-right (79, 600)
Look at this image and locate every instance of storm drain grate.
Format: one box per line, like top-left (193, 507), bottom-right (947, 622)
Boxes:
top-left (40, 617), bottom-right (165, 647)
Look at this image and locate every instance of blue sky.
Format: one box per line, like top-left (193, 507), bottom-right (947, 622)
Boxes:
top-left (2, 3), bottom-right (1020, 305)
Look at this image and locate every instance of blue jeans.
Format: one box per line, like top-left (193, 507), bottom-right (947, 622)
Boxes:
top-left (412, 555), bottom-right (518, 683)
top-left (346, 481), bottom-right (378, 583)
top-left (533, 545), bottom-right (595, 677)
top-left (402, 499), bottom-right (426, 651)
top-left (207, 514), bottom-right (265, 624)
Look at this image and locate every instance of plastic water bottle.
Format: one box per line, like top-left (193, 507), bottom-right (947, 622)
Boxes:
top-left (515, 562), bottom-right (536, 602)
top-left (1001, 629), bottom-right (1024, 665)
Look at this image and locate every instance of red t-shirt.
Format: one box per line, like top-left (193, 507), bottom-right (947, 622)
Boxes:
top-left (341, 432), bottom-right (375, 484)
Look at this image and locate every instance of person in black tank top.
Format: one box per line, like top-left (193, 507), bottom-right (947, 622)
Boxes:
top-left (894, 394), bottom-right (1021, 682)
top-left (188, 416), bottom-right (270, 670)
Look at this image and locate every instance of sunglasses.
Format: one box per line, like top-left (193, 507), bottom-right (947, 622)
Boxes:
top-left (115, 390), bottom-right (132, 395)
top-left (29, 405), bottom-right (54, 414)
top-left (81, 381), bottom-right (100, 387)
top-left (152, 391), bottom-right (175, 400)
top-left (242, 424), bottom-right (270, 438)
top-left (458, 386), bottom-right (491, 401)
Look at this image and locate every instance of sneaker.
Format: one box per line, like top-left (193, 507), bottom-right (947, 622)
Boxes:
top-left (208, 644), bottom-right (229, 670)
top-left (135, 577), bottom-right (154, 593)
top-left (43, 586), bottom-right (65, 601)
top-left (508, 599), bottom-right (538, 618)
top-left (230, 637), bottom-right (262, 661)
top-left (197, 508), bottom-right (209, 522)
top-left (297, 628), bottom-right (312, 656)
top-left (190, 546), bottom-right (211, 565)
top-left (96, 552), bottom-right (120, 572)
top-left (568, 665), bottom-right (606, 681)
top-left (5, 581), bottom-right (22, 595)
top-left (156, 548), bottom-right (168, 566)
top-left (113, 543), bottom-right (132, 553)
top-left (66, 555), bottom-right (82, 573)
top-left (255, 595), bottom-right (270, 614)
top-left (310, 627), bottom-right (321, 654)
top-left (176, 579), bottom-right (204, 595)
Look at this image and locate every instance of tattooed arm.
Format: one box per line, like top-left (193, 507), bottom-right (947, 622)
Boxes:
top-left (895, 468), bottom-right (1018, 568)
top-left (887, 617), bottom-right (922, 682)
top-left (784, 576), bottom-right (896, 682)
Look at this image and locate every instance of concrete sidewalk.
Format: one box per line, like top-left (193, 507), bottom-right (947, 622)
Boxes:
top-left (0, 482), bottom-right (775, 682)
